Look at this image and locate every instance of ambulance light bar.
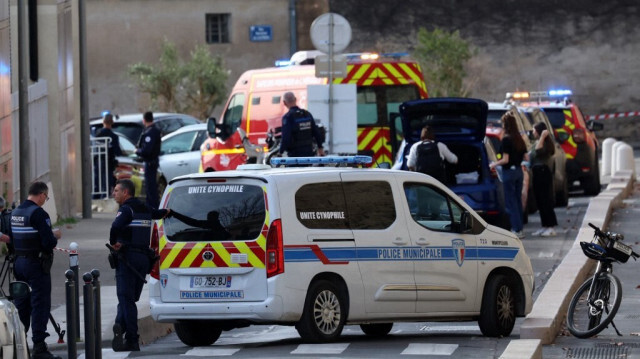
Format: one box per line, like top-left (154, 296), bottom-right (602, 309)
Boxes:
top-left (271, 155), bottom-right (372, 166)
top-left (506, 89), bottom-right (573, 101)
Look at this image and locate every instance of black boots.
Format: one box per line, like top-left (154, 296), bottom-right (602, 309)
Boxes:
top-left (31, 342), bottom-right (61, 359)
top-left (112, 323), bottom-right (140, 352)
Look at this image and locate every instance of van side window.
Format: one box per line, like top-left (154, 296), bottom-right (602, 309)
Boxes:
top-left (343, 181), bottom-right (395, 229)
top-left (404, 183), bottom-right (462, 232)
top-left (221, 93), bottom-right (245, 138)
top-left (295, 182), bottom-right (349, 229)
top-left (251, 96), bottom-right (260, 105)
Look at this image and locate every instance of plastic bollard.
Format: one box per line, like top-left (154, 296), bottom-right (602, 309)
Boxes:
top-left (601, 138), bottom-right (616, 176)
top-left (69, 242), bottom-right (81, 341)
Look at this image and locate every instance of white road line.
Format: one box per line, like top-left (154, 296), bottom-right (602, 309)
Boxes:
top-left (401, 343), bottom-right (459, 355)
top-left (181, 347), bottom-right (242, 356)
top-left (291, 343), bottom-right (349, 354)
top-left (84, 350), bottom-right (130, 359)
top-left (537, 252), bottom-right (556, 258)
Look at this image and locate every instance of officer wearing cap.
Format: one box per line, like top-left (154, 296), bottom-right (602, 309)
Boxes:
top-left (11, 181), bottom-right (61, 359)
top-left (279, 92), bottom-right (325, 157)
top-left (136, 111), bottom-right (162, 208)
top-left (109, 179), bottom-right (169, 352)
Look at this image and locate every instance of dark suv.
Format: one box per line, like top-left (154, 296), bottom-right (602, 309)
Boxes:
top-left (394, 98), bottom-right (510, 230)
top-left (90, 112), bottom-right (201, 144)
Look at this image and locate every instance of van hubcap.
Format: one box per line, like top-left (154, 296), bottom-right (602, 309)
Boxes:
top-left (497, 285), bottom-right (514, 327)
top-left (313, 290), bottom-right (341, 334)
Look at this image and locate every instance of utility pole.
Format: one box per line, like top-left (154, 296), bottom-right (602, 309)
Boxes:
top-left (18, 0), bottom-right (29, 200)
top-left (79, 0), bottom-right (92, 218)
top-left (289, 0), bottom-right (296, 56)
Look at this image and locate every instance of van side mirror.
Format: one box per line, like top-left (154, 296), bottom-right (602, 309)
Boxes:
top-left (460, 211), bottom-right (473, 233)
top-left (206, 117), bottom-right (217, 137)
top-left (555, 131), bottom-right (570, 143)
top-left (586, 119), bottom-right (604, 132)
top-left (9, 281), bottom-right (30, 301)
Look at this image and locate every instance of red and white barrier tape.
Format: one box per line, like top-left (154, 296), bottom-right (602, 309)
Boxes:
top-left (588, 111), bottom-right (640, 120)
top-left (54, 247), bottom-right (78, 254)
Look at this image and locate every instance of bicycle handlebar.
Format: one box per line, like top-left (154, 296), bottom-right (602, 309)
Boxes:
top-left (589, 222), bottom-right (640, 260)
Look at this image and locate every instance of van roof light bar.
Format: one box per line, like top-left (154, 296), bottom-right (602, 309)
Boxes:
top-left (506, 89), bottom-right (573, 101)
top-left (270, 155), bottom-right (372, 167)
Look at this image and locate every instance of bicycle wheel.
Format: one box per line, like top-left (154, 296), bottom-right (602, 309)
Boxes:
top-left (566, 272), bottom-right (622, 338)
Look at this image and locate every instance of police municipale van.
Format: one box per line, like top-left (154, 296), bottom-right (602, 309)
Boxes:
top-left (148, 156), bottom-right (534, 345)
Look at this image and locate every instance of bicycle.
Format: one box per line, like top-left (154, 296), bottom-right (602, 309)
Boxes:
top-left (566, 222), bottom-right (639, 338)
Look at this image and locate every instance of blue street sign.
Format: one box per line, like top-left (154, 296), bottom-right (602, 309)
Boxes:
top-left (249, 25), bottom-right (272, 42)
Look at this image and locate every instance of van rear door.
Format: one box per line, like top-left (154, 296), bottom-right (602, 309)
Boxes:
top-left (158, 178), bottom-right (269, 302)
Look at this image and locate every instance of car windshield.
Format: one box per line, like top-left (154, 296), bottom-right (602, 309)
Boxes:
top-left (487, 110), bottom-right (506, 127)
top-left (113, 123), bottom-right (144, 144)
top-left (118, 135), bottom-right (137, 156)
top-left (163, 183), bottom-right (266, 242)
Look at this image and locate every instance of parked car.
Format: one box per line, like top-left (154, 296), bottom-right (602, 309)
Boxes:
top-left (508, 90), bottom-right (603, 195)
top-left (90, 112), bottom-right (201, 144)
top-left (0, 282), bottom-right (30, 359)
top-left (394, 98), bottom-right (511, 230)
top-left (520, 106), bottom-right (569, 206)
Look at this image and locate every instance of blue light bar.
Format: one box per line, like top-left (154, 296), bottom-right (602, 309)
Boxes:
top-left (548, 89), bottom-right (572, 97)
top-left (271, 155), bottom-right (373, 166)
top-left (101, 110), bottom-right (111, 117)
top-left (275, 59), bottom-right (293, 67)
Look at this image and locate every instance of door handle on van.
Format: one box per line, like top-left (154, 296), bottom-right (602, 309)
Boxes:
top-left (392, 237), bottom-right (408, 245)
top-left (416, 237), bottom-right (429, 246)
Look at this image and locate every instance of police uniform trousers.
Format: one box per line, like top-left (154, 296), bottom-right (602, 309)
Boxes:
top-left (115, 251), bottom-right (150, 343)
top-left (144, 160), bottom-right (159, 209)
top-left (14, 256), bottom-right (52, 344)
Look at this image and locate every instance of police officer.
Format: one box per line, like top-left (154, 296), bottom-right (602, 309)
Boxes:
top-left (279, 92), bottom-right (325, 157)
top-left (136, 111), bottom-right (162, 208)
top-left (109, 179), bottom-right (168, 352)
top-left (0, 196), bottom-right (11, 245)
top-left (95, 113), bottom-right (122, 195)
top-left (11, 182), bottom-right (61, 359)
top-left (406, 125), bottom-right (458, 183)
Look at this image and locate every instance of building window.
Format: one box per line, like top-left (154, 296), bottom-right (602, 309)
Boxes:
top-left (206, 13), bottom-right (230, 44)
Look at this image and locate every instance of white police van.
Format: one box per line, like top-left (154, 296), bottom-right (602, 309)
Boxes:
top-left (149, 156), bottom-right (533, 345)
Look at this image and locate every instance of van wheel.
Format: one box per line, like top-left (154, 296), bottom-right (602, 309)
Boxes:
top-left (296, 279), bottom-right (346, 343)
top-left (360, 323), bottom-right (393, 337)
top-left (478, 274), bottom-right (516, 337)
top-left (175, 320), bottom-right (222, 346)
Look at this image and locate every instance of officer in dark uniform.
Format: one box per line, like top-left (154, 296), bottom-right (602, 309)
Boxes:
top-left (0, 196), bottom-right (11, 245)
top-left (279, 92), bottom-right (325, 157)
top-left (109, 179), bottom-right (168, 352)
top-left (136, 111), bottom-right (162, 208)
top-left (11, 182), bottom-right (61, 359)
top-left (95, 113), bottom-right (122, 195)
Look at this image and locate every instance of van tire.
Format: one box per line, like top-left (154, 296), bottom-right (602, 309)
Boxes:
top-left (175, 320), bottom-right (222, 346)
top-left (296, 279), bottom-right (346, 343)
top-left (478, 274), bottom-right (516, 337)
top-left (360, 323), bottom-right (393, 337)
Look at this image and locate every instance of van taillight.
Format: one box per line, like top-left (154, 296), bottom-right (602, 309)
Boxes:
top-left (266, 219), bottom-right (284, 278)
top-left (150, 223), bottom-right (160, 280)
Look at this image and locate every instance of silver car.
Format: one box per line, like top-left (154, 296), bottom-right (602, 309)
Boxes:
top-left (158, 124), bottom-right (208, 183)
top-left (0, 281), bottom-right (30, 358)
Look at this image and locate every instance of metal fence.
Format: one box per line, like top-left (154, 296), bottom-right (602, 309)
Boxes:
top-left (90, 137), bottom-right (111, 199)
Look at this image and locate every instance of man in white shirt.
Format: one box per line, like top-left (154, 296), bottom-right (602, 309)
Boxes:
top-left (406, 125), bottom-right (458, 183)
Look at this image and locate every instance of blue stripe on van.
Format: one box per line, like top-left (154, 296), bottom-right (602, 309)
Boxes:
top-left (284, 246), bottom-right (518, 263)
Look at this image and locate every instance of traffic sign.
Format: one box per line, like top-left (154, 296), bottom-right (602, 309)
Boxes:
top-left (310, 13), bottom-right (352, 54)
top-left (314, 54), bottom-right (347, 78)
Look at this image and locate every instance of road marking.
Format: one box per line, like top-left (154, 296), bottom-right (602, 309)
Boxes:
top-left (182, 347), bottom-right (241, 356)
top-left (419, 324), bottom-right (480, 332)
top-left (401, 343), bottom-right (458, 355)
top-left (291, 343), bottom-right (349, 354)
top-left (537, 252), bottom-right (556, 258)
top-left (93, 351), bottom-right (130, 359)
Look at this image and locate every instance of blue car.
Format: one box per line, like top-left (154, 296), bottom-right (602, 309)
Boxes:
top-left (394, 98), bottom-right (510, 230)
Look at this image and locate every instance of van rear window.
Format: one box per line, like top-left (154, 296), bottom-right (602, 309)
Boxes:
top-left (163, 184), bottom-right (265, 242)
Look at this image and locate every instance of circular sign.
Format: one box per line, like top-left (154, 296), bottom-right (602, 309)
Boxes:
top-left (310, 13), bottom-right (352, 54)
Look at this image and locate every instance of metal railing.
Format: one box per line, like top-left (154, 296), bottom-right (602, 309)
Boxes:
top-left (90, 137), bottom-right (111, 199)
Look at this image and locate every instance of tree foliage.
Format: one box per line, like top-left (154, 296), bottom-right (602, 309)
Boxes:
top-left (128, 39), bottom-right (228, 119)
top-left (413, 27), bottom-right (474, 97)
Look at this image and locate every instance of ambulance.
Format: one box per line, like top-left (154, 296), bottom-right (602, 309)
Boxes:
top-left (199, 51), bottom-right (429, 170)
top-left (149, 156), bottom-right (534, 345)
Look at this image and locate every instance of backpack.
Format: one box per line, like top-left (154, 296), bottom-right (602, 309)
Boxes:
top-left (415, 141), bottom-right (445, 182)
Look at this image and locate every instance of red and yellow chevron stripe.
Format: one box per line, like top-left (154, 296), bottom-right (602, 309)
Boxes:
top-left (335, 62), bottom-right (428, 98)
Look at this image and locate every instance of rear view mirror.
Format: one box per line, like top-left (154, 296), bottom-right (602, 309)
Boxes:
top-left (587, 120), bottom-right (604, 132)
top-left (555, 131), bottom-right (570, 143)
top-left (9, 281), bottom-right (31, 301)
top-left (206, 117), bottom-right (217, 137)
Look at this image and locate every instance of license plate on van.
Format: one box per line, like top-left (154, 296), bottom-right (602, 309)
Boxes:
top-left (190, 276), bottom-right (232, 288)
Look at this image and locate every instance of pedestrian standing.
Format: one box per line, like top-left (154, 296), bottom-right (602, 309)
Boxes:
top-left (11, 182), bottom-right (61, 359)
top-left (95, 113), bottom-right (122, 195)
top-left (529, 122), bottom-right (558, 237)
top-left (109, 179), bottom-right (168, 352)
top-left (279, 92), bottom-right (325, 157)
top-left (406, 125), bottom-right (458, 183)
top-left (489, 112), bottom-right (527, 239)
top-left (136, 111), bottom-right (162, 208)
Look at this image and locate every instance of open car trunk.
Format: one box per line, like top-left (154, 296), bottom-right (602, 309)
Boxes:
top-left (441, 143), bottom-right (484, 186)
